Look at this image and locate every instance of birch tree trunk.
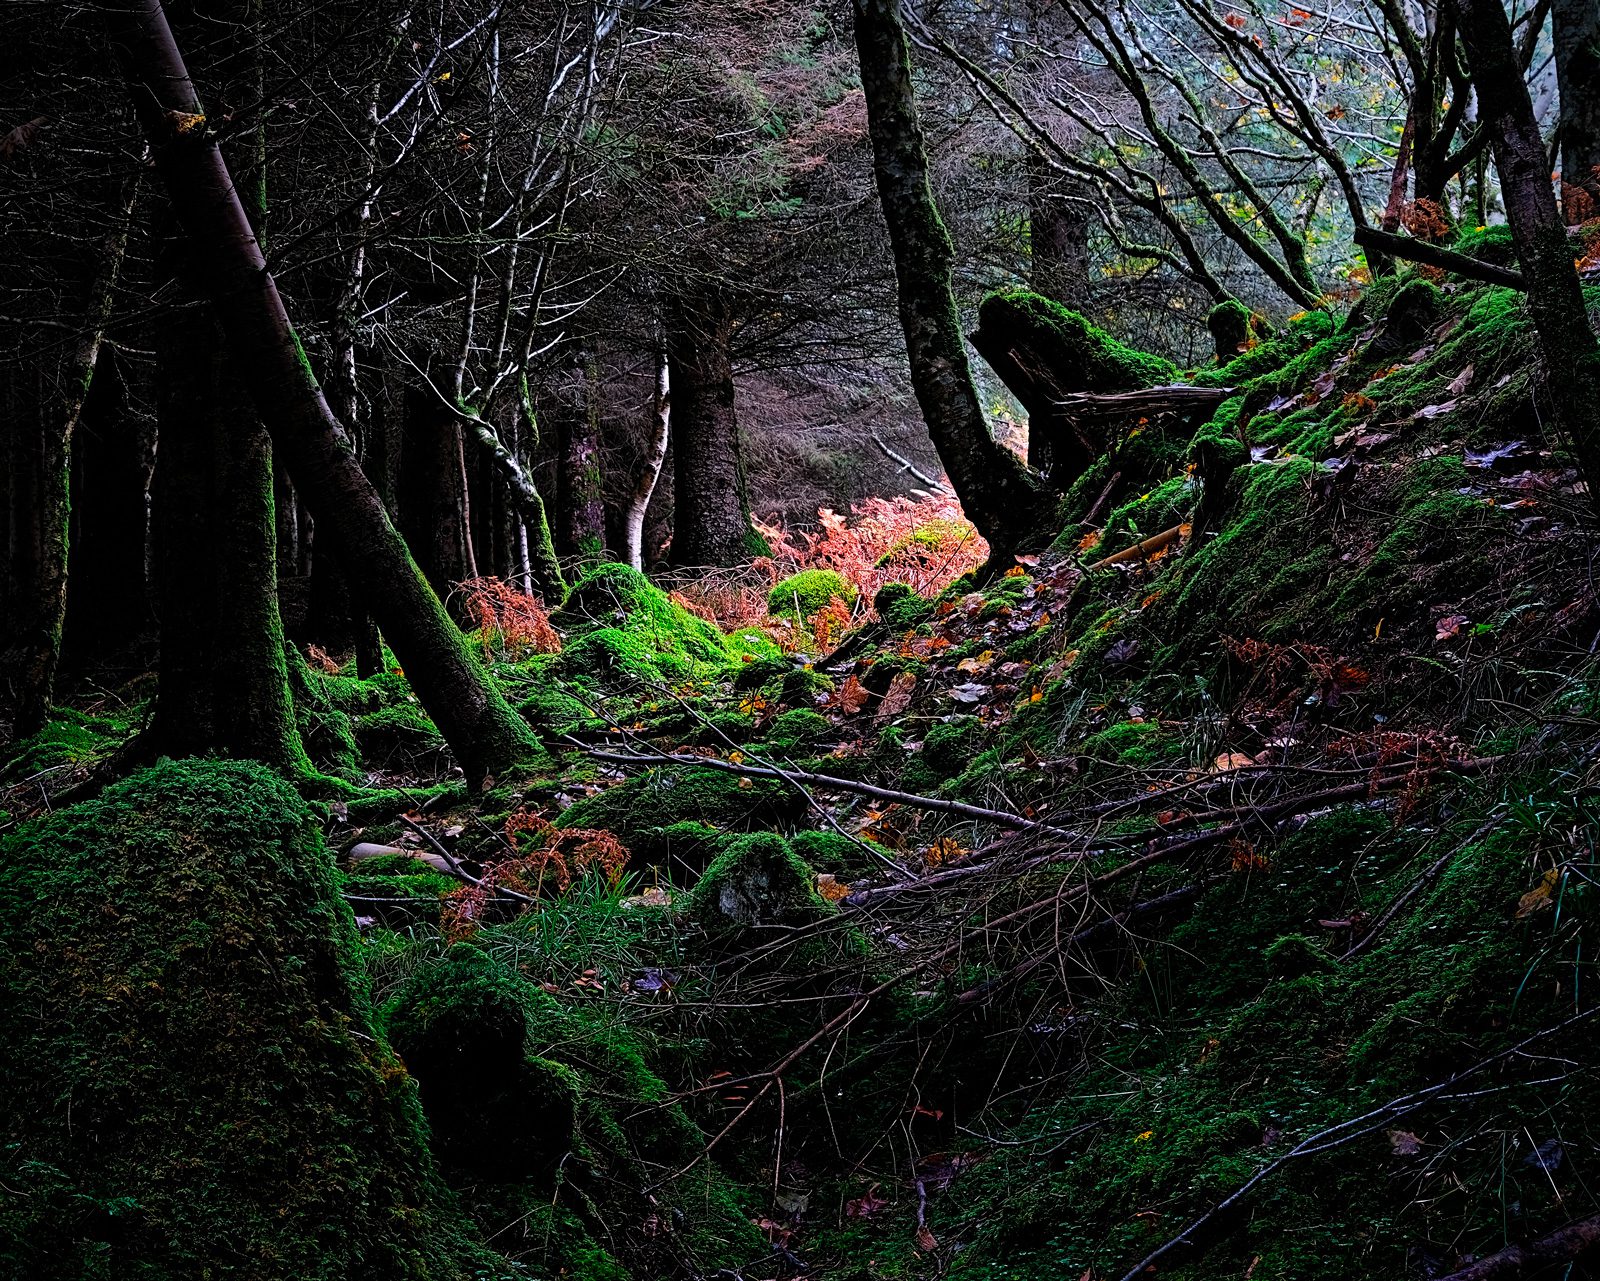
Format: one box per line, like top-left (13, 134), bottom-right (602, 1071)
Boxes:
top-left (623, 344), bottom-right (671, 572)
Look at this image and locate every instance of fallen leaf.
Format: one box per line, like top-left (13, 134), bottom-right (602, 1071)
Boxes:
top-left (876, 670), bottom-right (917, 720)
top-left (1516, 867), bottom-right (1561, 918)
top-left (1447, 363), bottom-right (1475, 396)
top-left (845, 1185), bottom-right (889, 1218)
top-left (816, 873), bottom-right (851, 902)
top-left (1435, 614), bottom-right (1469, 641)
top-left (915, 1224), bottom-right (938, 1253)
top-left (1388, 1130), bottom-right (1423, 1157)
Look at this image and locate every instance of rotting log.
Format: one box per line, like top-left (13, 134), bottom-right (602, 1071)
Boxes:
top-left (1354, 225), bottom-right (1527, 289)
top-left (1056, 384), bottom-right (1235, 425)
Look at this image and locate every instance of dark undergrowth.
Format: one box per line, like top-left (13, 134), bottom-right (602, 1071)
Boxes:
top-left (5, 251), bottom-right (1600, 1279)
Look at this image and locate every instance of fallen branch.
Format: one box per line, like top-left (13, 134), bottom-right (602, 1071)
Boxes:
top-left (1434, 1212), bottom-right (1600, 1281)
top-left (1087, 522), bottom-right (1187, 570)
top-left (568, 739), bottom-right (1118, 847)
top-left (396, 813), bottom-right (535, 905)
top-left (1354, 226), bottom-right (1527, 290)
top-left (1056, 384), bottom-right (1235, 422)
top-left (872, 432), bottom-right (954, 495)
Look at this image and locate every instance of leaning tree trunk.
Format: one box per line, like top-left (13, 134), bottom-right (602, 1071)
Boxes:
top-left (399, 390), bottom-right (475, 618)
top-left (665, 292), bottom-right (765, 568)
top-left (1553, 0), bottom-right (1600, 217)
top-left (105, 0), bottom-right (538, 787)
top-left (623, 342), bottom-right (671, 572)
top-left (1451, 0), bottom-right (1600, 510)
top-left (852, 0), bottom-right (1048, 559)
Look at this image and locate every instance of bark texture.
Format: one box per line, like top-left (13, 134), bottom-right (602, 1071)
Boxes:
top-left (852, 0), bottom-right (1048, 557)
top-left (624, 344), bottom-right (671, 572)
top-left (106, 0), bottom-right (538, 785)
top-left (1553, 0), bottom-right (1600, 215)
top-left (666, 292), bottom-right (764, 568)
top-left (1451, 0), bottom-right (1600, 509)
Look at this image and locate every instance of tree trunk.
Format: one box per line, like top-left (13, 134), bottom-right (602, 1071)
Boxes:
top-left (62, 348), bottom-right (157, 676)
top-left (1030, 159), bottom-right (1091, 307)
top-left (148, 303), bottom-right (310, 773)
top-left (105, 0), bottom-right (538, 786)
top-left (852, 0), bottom-right (1047, 559)
top-left (6, 184), bottom-right (134, 737)
top-left (556, 352), bottom-right (608, 562)
top-left (400, 391), bottom-right (474, 618)
top-left (665, 292), bottom-right (765, 568)
top-left (1452, 0), bottom-right (1600, 509)
top-left (624, 343), bottom-right (671, 572)
top-left (1553, 0), bottom-right (1600, 217)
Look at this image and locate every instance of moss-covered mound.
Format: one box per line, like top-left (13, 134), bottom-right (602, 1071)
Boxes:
top-left (767, 568), bottom-right (857, 619)
top-left (556, 763), bottom-right (805, 844)
top-left (383, 943), bottom-right (764, 1277)
top-left (0, 759), bottom-right (494, 1280)
top-left (550, 562), bottom-right (773, 684)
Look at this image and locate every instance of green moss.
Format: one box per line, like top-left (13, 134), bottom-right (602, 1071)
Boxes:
top-left (0, 759), bottom-right (495, 1278)
top-left (556, 764), bottom-right (804, 844)
top-left (874, 581), bottom-right (935, 628)
top-left (356, 703), bottom-right (446, 756)
top-left (922, 717), bottom-right (982, 779)
top-left (552, 562), bottom-right (760, 683)
top-left (1079, 719), bottom-right (1174, 767)
top-left (0, 705), bottom-right (137, 781)
top-left (1453, 222), bottom-right (1516, 266)
top-left (687, 832), bottom-right (833, 931)
top-left (978, 291), bottom-right (1178, 390)
top-left (767, 568), bottom-right (858, 618)
top-left (765, 707), bottom-right (831, 750)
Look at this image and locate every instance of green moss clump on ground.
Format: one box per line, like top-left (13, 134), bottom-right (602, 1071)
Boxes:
top-left (1194, 309), bottom-right (1335, 387)
top-left (356, 702), bottom-right (446, 757)
top-left (556, 764), bottom-right (805, 844)
top-left (763, 707), bottom-right (831, 751)
top-left (875, 581), bottom-right (935, 629)
top-left (0, 759), bottom-right (496, 1279)
top-left (688, 832), bottom-right (832, 931)
top-left (768, 568), bottom-right (858, 619)
top-left (552, 562), bottom-right (768, 684)
top-left (383, 943), bottom-right (764, 1276)
top-left (0, 705), bottom-right (139, 782)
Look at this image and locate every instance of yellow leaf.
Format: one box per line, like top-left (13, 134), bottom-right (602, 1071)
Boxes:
top-left (816, 873), bottom-right (851, 902)
top-left (1134, 1130), bottom-right (1154, 1143)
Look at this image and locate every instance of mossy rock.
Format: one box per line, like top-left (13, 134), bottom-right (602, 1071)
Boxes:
top-left (628, 820), bottom-right (729, 880)
top-left (556, 764), bottom-right (804, 844)
top-left (921, 716), bottom-right (984, 780)
top-left (764, 708), bottom-right (831, 752)
top-left (768, 569), bottom-right (858, 619)
top-left (384, 944), bottom-right (579, 1180)
top-left (687, 832), bottom-right (833, 931)
top-left (1205, 298), bottom-right (1270, 361)
top-left (355, 703), bottom-right (446, 757)
top-left (552, 562), bottom-right (748, 682)
top-left (874, 581), bottom-right (935, 629)
top-left (0, 759), bottom-right (494, 1279)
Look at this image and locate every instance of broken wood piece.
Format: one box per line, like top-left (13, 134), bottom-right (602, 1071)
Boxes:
top-left (1055, 385), bottom-right (1234, 423)
top-left (1087, 522), bottom-right (1188, 570)
top-left (1354, 226), bottom-right (1527, 290)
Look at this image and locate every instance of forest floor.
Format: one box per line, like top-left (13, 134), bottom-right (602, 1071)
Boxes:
top-left (5, 237), bottom-right (1600, 1280)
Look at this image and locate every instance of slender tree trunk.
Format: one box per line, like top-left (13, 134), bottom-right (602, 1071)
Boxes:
top-left (6, 184), bottom-right (135, 737)
top-left (400, 392), bottom-right (474, 618)
top-left (665, 292), bottom-right (764, 568)
top-left (105, 0), bottom-right (538, 786)
top-left (852, 0), bottom-right (1048, 559)
top-left (1452, 0), bottom-right (1600, 509)
top-left (1553, 0), bottom-right (1600, 217)
top-left (624, 342), bottom-right (671, 572)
